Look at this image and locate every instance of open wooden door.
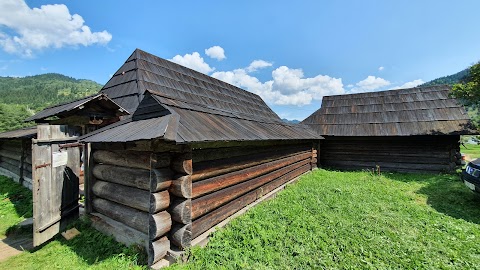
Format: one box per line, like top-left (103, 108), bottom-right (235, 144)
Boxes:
top-left (32, 125), bottom-right (81, 246)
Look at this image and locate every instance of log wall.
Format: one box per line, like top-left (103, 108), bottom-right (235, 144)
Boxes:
top-left (0, 139), bottom-right (33, 190)
top-left (88, 143), bottom-right (182, 266)
top-left (190, 142), bottom-right (317, 241)
top-left (320, 135), bottom-right (460, 173)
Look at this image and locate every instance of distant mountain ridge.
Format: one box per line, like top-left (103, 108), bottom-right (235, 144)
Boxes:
top-left (421, 68), bottom-right (469, 87)
top-left (0, 73), bottom-right (102, 111)
top-left (282, 118), bottom-right (300, 124)
top-left (0, 73), bottom-right (102, 132)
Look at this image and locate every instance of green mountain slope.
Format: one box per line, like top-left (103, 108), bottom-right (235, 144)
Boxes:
top-left (0, 73), bottom-right (102, 110)
top-left (0, 73), bottom-right (102, 132)
top-left (421, 68), bottom-right (469, 87)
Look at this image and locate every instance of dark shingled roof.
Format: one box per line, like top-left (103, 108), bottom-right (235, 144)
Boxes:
top-left (0, 126), bottom-right (37, 139)
top-left (25, 93), bottom-right (129, 122)
top-left (82, 49), bottom-right (320, 143)
top-left (301, 85), bottom-right (477, 136)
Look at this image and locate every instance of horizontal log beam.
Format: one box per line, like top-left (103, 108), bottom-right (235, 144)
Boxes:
top-left (192, 144), bottom-right (311, 163)
top-left (0, 149), bottom-right (22, 162)
top-left (192, 159), bottom-right (310, 220)
top-left (192, 146), bottom-right (312, 181)
top-left (170, 223), bottom-right (191, 249)
top-left (93, 164), bottom-right (173, 192)
top-left (169, 175), bottom-right (191, 198)
top-left (0, 156), bottom-right (31, 172)
top-left (170, 198), bottom-right (191, 224)
top-left (192, 164), bottom-right (310, 238)
top-left (148, 236), bottom-right (170, 265)
top-left (93, 198), bottom-right (148, 234)
top-left (172, 153), bottom-right (192, 175)
top-left (192, 151), bottom-right (311, 198)
top-left (93, 150), bottom-right (170, 170)
top-left (93, 181), bottom-right (169, 213)
top-left (321, 154), bottom-right (450, 164)
top-left (149, 211), bottom-right (172, 240)
top-left (191, 140), bottom-right (312, 154)
top-left (322, 160), bottom-right (451, 171)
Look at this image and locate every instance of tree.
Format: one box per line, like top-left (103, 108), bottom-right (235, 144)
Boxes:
top-left (451, 61), bottom-right (480, 105)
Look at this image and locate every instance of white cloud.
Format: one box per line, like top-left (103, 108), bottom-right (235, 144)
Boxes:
top-left (391, 79), bottom-right (425, 89)
top-left (378, 66), bottom-right (384, 71)
top-left (0, 0), bottom-right (112, 57)
top-left (347, 84), bottom-right (354, 88)
top-left (350, 75), bottom-right (391, 93)
top-left (246, 60), bottom-right (273, 72)
top-left (171, 52), bottom-right (214, 74)
top-left (205, 46), bottom-right (226, 60)
top-left (212, 63), bottom-right (344, 106)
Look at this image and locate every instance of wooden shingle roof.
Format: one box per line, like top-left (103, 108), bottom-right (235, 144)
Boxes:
top-left (25, 93), bottom-right (129, 122)
top-left (100, 49), bottom-right (280, 121)
top-left (82, 49), bottom-right (321, 143)
top-left (301, 85), bottom-right (477, 136)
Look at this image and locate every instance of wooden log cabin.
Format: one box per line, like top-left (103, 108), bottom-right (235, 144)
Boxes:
top-left (301, 85), bottom-right (477, 173)
top-left (0, 126), bottom-right (36, 189)
top-left (68, 49), bottom-right (322, 266)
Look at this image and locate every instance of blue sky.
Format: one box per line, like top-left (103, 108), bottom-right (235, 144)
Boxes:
top-left (0, 0), bottom-right (479, 120)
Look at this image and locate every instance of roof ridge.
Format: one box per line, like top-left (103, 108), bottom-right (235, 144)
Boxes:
top-left (323, 85), bottom-right (450, 100)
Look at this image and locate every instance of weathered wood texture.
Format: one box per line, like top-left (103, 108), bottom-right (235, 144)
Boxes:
top-left (93, 150), bottom-right (170, 169)
top-left (320, 135), bottom-right (460, 173)
top-left (148, 236), bottom-right (170, 265)
top-left (170, 198), bottom-right (191, 224)
top-left (192, 151), bottom-right (312, 198)
top-left (192, 159), bottom-right (311, 219)
top-left (190, 143), bottom-right (314, 239)
top-left (32, 125), bottom-right (80, 247)
top-left (170, 223), bottom-right (192, 248)
top-left (93, 198), bottom-right (150, 234)
top-left (0, 139), bottom-right (33, 189)
top-left (93, 164), bottom-right (173, 192)
top-left (89, 146), bottom-right (174, 267)
top-left (92, 181), bottom-right (169, 213)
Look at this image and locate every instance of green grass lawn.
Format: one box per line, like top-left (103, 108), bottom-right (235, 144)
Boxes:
top-left (168, 170), bottom-right (480, 269)
top-left (0, 176), bottom-right (32, 238)
top-left (2, 170), bottom-right (480, 269)
top-left (461, 143), bottom-right (480, 161)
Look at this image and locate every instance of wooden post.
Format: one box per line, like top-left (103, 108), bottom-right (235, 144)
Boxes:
top-left (84, 143), bottom-right (94, 214)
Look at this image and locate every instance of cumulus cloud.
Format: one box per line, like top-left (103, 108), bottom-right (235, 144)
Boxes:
top-left (378, 66), bottom-right (384, 71)
top-left (205, 46), bottom-right (226, 60)
top-left (212, 61), bottom-right (344, 106)
top-left (350, 75), bottom-right (391, 93)
top-left (246, 60), bottom-right (273, 72)
top-left (391, 79), bottom-right (425, 89)
top-left (0, 0), bottom-right (112, 57)
top-left (171, 52), bottom-right (214, 74)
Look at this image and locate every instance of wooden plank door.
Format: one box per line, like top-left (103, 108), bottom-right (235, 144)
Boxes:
top-left (32, 125), bottom-right (81, 246)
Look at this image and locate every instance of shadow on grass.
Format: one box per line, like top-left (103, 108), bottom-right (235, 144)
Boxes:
top-left (0, 176), bottom-right (33, 236)
top-left (387, 172), bottom-right (480, 225)
top-left (30, 217), bottom-right (148, 266)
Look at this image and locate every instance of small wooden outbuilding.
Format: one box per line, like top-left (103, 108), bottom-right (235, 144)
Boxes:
top-left (70, 49), bottom-right (321, 266)
top-left (0, 126), bottom-right (36, 189)
top-left (301, 85), bottom-right (476, 173)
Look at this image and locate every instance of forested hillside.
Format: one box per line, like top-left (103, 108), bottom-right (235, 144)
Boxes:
top-left (0, 73), bottom-right (101, 132)
top-left (421, 68), bottom-right (469, 87)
